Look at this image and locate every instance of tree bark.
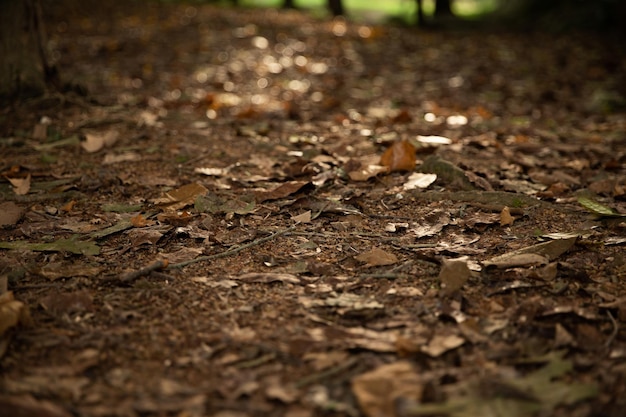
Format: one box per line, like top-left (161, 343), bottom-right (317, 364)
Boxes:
top-left (415, 0), bottom-right (425, 26)
top-left (0, 0), bottom-right (56, 103)
top-left (328, 0), bottom-right (344, 16)
top-left (434, 0), bottom-right (453, 18)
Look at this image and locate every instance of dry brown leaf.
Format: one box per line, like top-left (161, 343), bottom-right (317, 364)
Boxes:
top-left (155, 183), bottom-right (208, 211)
top-left (131, 213), bottom-right (154, 227)
top-left (439, 257), bottom-right (471, 296)
top-left (81, 130), bottom-right (119, 153)
top-left (292, 210), bottom-right (312, 223)
top-left (7, 174), bottom-right (31, 195)
top-left (352, 361), bottom-right (423, 417)
top-left (0, 202), bottom-right (24, 226)
top-left (500, 206), bottom-right (514, 226)
top-left (380, 140), bottom-right (416, 172)
top-left (0, 292), bottom-right (31, 335)
top-left (36, 263), bottom-right (102, 281)
top-left (355, 247), bottom-right (398, 266)
top-left (254, 181), bottom-right (310, 203)
top-left (348, 164), bottom-right (388, 181)
top-left (235, 273), bottom-right (300, 284)
top-left (0, 395), bottom-right (73, 417)
top-left (60, 200), bottom-right (77, 213)
top-left (422, 333), bottom-right (465, 357)
top-left (40, 290), bottom-right (93, 316)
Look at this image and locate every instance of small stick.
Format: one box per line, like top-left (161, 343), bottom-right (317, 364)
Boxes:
top-left (605, 310), bottom-right (619, 348)
top-left (169, 224), bottom-right (299, 269)
top-left (116, 259), bottom-right (169, 283)
top-left (295, 357), bottom-right (358, 388)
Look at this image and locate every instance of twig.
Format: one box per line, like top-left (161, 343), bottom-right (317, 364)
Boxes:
top-left (359, 273), bottom-right (406, 280)
top-left (169, 224), bottom-right (299, 269)
top-left (295, 357), bottom-right (358, 388)
top-left (115, 259), bottom-right (169, 283)
top-left (235, 353), bottom-right (277, 369)
top-left (605, 310), bottom-right (619, 348)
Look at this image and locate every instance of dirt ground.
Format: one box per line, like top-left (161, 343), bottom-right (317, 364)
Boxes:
top-left (1, 2), bottom-right (626, 416)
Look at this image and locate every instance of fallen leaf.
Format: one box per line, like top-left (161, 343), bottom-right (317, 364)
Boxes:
top-left (7, 174), bottom-right (31, 195)
top-left (81, 130), bottom-right (119, 153)
top-left (0, 237), bottom-right (100, 256)
top-left (422, 333), bottom-right (465, 357)
top-left (131, 213), bottom-right (155, 227)
top-left (155, 183), bottom-right (208, 211)
top-left (235, 273), bottom-right (300, 284)
top-left (36, 263), bottom-right (102, 281)
top-left (0, 292), bottom-right (31, 336)
top-left (439, 257), bottom-right (471, 296)
top-left (195, 193), bottom-right (256, 215)
top-left (417, 135), bottom-right (452, 145)
top-left (355, 247), bottom-right (398, 266)
top-left (348, 164), bottom-right (388, 181)
top-left (127, 228), bottom-right (164, 247)
top-left (0, 395), bottom-right (72, 417)
top-left (484, 237), bottom-right (576, 268)
top-left (194, 166), bottom-right (230, 176)
top-left (403, 173), bottom-right (437, 190)
top-left (265, 379), bottom-right (299, 404)
top-left (0, 202), bottom-right (24, 226)
top-left (102, 151), bottom-right (141, 164)
top-left (292, 210), bottom-right (312, 223)
top-left (380, 140), bottom-right (416, 172)
top-left (40, 290), bottom-right (93, 316)
top-left (254, 181), bottom-right (310, 203)
top-left (577, 197), bottom-right (626, 218)
top-left (500, 206), bottom-right (514, 226)
top-left (352, 361), bottom-right (423, 417)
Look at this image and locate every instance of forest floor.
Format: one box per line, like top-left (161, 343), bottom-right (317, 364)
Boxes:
top-left (1, 2), bottom-right (626, 417)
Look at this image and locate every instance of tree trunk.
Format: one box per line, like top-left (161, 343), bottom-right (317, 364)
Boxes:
top-left (283, 0), bottom-right (295, 9)
top-left (0, 0), bottom-right (56, 103)
top-left (434, 0), bottom-right (453, 18)
top-left (415, 0), bottom-right (425, 26)
top-left (328, 0), bottom-right (344, 16)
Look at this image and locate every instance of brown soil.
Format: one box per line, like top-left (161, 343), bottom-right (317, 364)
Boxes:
top-left (1, 2), bottom-right (625, 417)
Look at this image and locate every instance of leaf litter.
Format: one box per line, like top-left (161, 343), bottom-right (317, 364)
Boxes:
top-left (0, 2), bottom-right (625, 417)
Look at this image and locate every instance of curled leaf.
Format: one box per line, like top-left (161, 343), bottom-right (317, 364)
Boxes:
top-left (380, 140), bottom-right (416, 172)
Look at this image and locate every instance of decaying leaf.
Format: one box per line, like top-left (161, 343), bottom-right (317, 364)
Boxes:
top-left (421, 333), bottom-right (465, 357)
top-left (235, 273), bottom-right (300, 284)
top-left (417, 135), bottom-right (452, 145)
top-left (40, 290), bottom-right (93, 316)
top-left (439, 257), bottom-right (471, 296)
top-left (102, 152), bottom-right (141, 164)
top-left (194, 166), bottom-right (230, 176)
top-left (403, 173), bottom-right (437, 190)
top-left (0, 202), bottom-right (24, 226)
top-left (35, 263), bottom-right (102, 281)
top-left (155, 183), bottom-right (208, 211)
top-left (352, 361), bottom-right (423, 417)
top-left (578, 197), bottom-right (626, 218)
top-left (131, 213), bottom-right (155, 227)
top-left (500, 206), bottom-right (514, 226)
top-left (0, 236), bottom-right (100, 256)
top-left (0, 292), bottom-right (31, 336)
top-left (254, 181), bottom-right (310, 203)
top-left (292, 210), bottom-right (312, 223)
top-left (380, 140), bottom-right (417, 172)
top-left (355, 247), bottom-right (398, 267)
top-left (6, 174), bottom-right (31, 195)
top-left (81, 130), bottom-right (119, 153)
top-left (299, 293), bottom-right (384, 317)
top-left (400, 351), bottom-right (597, 417)
top-left (484, 237), bottom-right (576, 269)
